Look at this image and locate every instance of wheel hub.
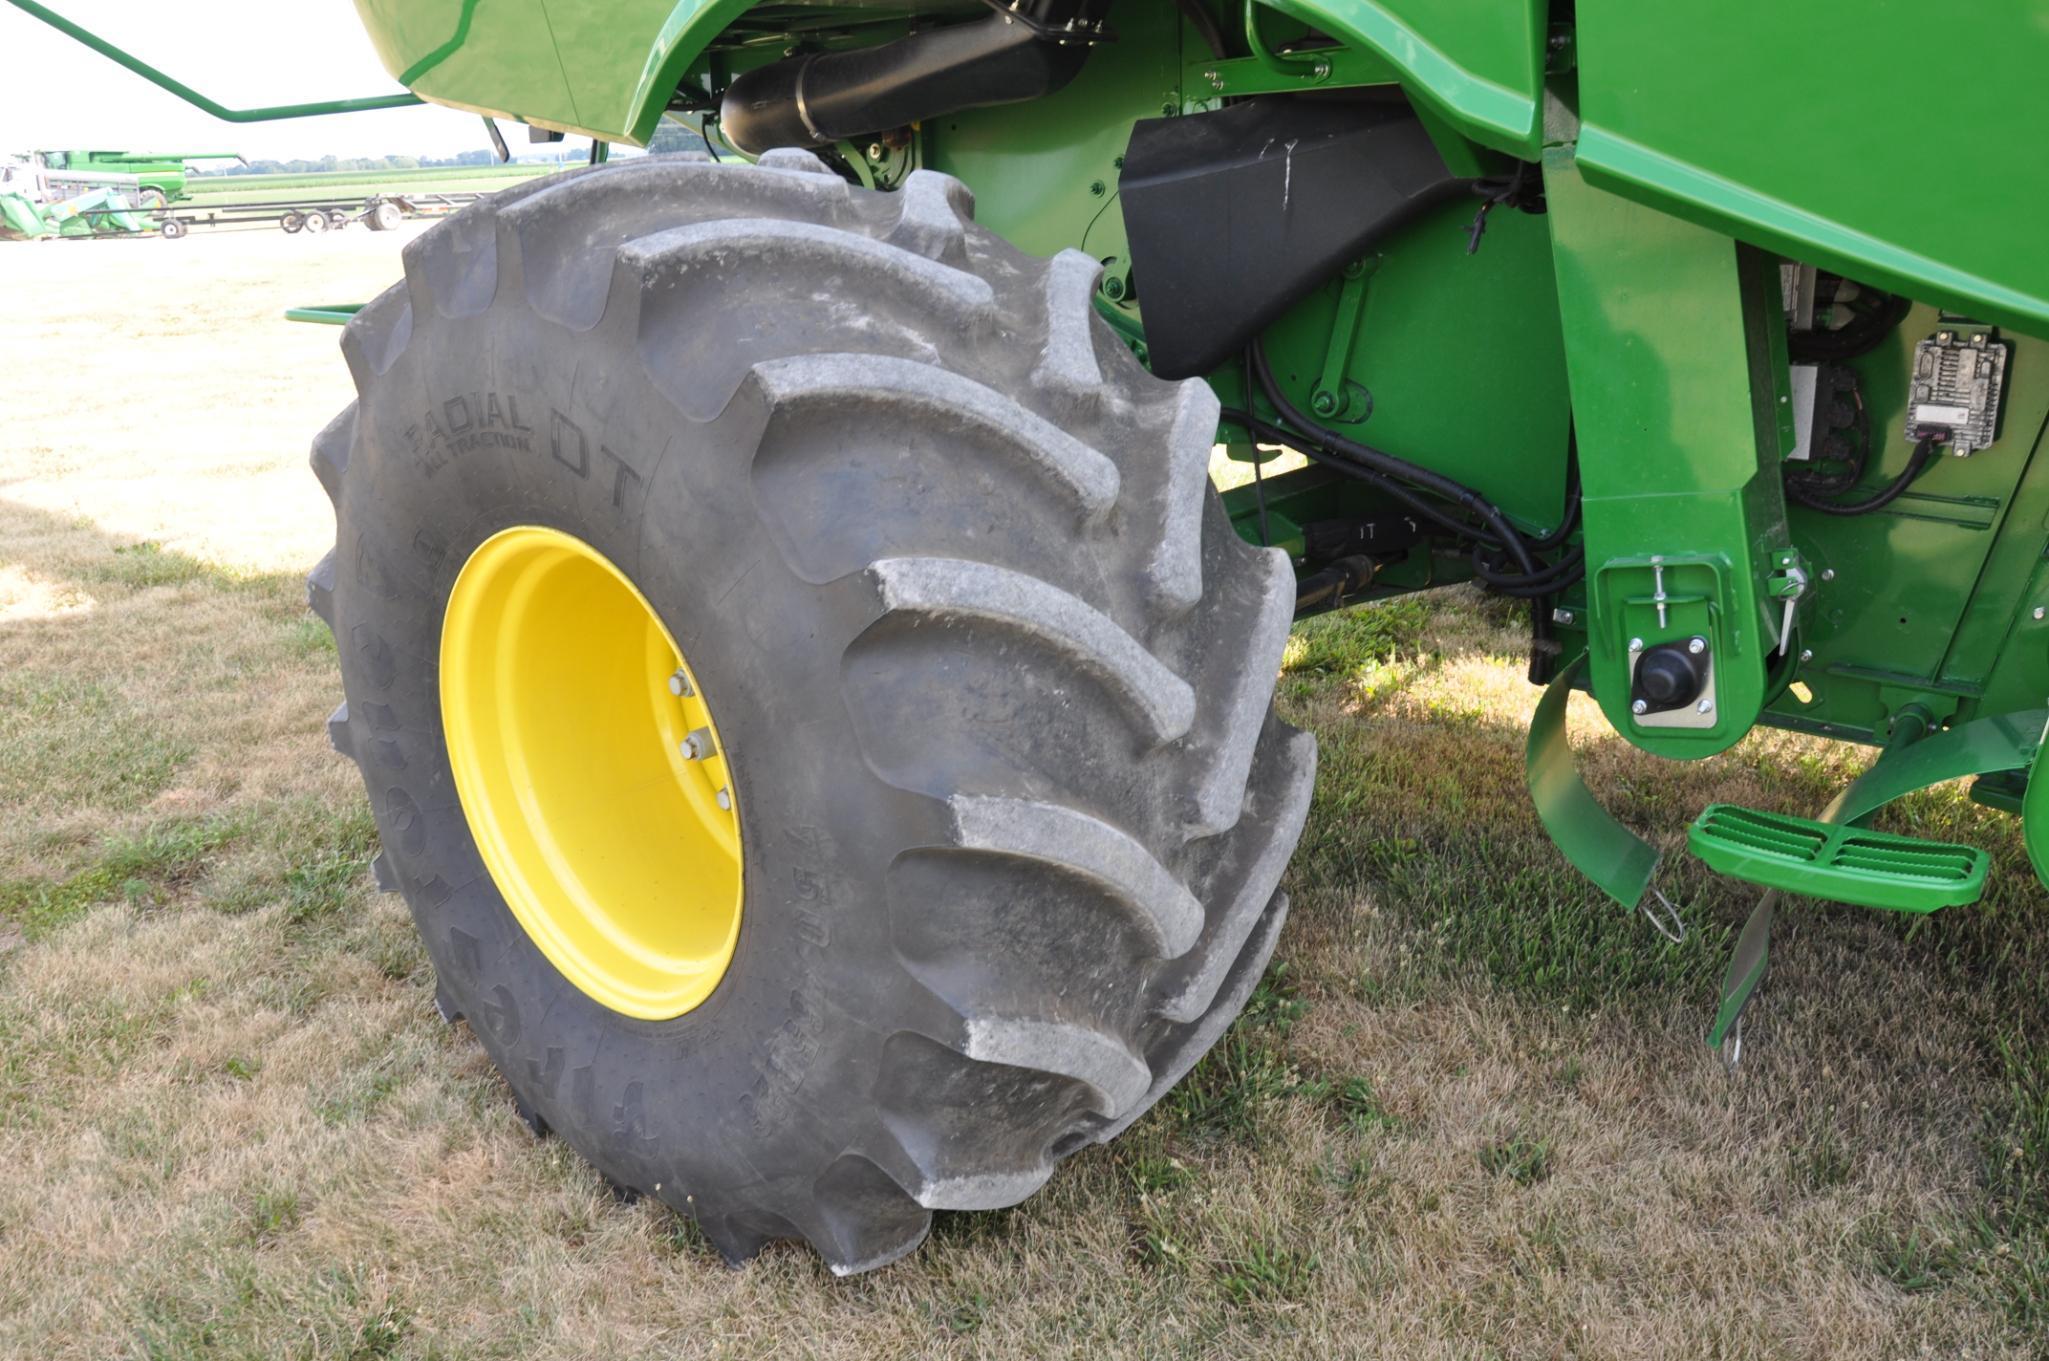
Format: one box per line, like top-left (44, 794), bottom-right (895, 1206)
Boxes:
top-left (439, 526), bottom-right (742, 1019)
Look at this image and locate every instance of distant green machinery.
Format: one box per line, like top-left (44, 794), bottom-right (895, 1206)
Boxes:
top-left (32, 149), bottom-right (243, 208)
top-left (11, 0), bottom-right (2049, 1273)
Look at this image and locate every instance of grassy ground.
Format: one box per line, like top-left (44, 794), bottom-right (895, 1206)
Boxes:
top-left (3, 221), bottom-right (2047, 1360)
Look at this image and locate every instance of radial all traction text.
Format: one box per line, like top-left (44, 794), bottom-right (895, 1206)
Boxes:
top-left (407, 390), bottom-right (644, 510)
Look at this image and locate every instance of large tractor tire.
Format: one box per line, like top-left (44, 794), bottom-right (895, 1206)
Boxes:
top-left (310, 150), bottom-right (1313, 1273)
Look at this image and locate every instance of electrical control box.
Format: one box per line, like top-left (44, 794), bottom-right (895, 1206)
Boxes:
top-left (1907, 330), bottom-right (2010, 455)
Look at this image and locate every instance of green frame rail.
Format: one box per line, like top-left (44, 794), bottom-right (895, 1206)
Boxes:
top-left (6, 0), bottom-right (422, 121)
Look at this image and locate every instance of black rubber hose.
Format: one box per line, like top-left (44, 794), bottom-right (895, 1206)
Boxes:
top-left (1788, 436), bottom-right (1939, 516)
top-left (1218, 406), bottom-right (1501, 547)
top-left (1789, 289), bottom-right (1912, 364)
top-left (1249, 343), bottom-right (1539, 577)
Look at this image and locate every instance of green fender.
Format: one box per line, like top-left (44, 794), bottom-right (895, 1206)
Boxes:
top-left (1260, 0), bottom-right (1546, 158)
top-left (354, 0), bottom-right (756, 145)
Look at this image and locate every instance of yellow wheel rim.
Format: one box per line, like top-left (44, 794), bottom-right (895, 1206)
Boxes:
top-left (440, 526), bottom-right (742, 1020)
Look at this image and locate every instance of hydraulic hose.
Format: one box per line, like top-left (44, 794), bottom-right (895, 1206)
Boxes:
top-left (1248, 343), bottom-right (1539, 577)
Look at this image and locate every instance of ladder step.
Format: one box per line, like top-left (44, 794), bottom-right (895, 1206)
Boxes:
top-left (1687, 803), bottom-right (1988, 913)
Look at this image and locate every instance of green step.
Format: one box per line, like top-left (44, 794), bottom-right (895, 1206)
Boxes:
top-left (1687, 804), bottom-right (1988, 913)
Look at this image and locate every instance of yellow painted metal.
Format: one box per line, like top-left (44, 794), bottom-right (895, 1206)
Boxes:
top-left (440, 526), bottom-right (742, 1020)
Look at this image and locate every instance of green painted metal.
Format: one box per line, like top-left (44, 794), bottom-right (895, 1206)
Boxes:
top-left (1257, 0), bottom-right (1545, 157)
top-left (1572, 1), bottom-right (2049, 339)
top-left (0, 185), bottom-right (150, 239)
top-left (1232, 197), bottom-right (1572, 532)
top-left (1525, 654), bottom-right (1658, 910)
top-left (34, 151), bottom-right (242, 206)
top-left (1542, 149), bottom-right (1791, 758)
top-left (1825, 708), bottom-right (2046, 828)
top-left (2025, 722), bottom-right (2049, 888)
top-left (1709, 708), bottom-right (2045, 1046)
top-left (1688, 804), bottom-right (1987, 913)
top-left (1709, 898), bottom-right (1769, 1052)
top-left (352, 0), bottom-right (579, 133)
top-left (284, 304), bottom-right (367, 326)
top-left (6, 0), bottom-right (423, 121)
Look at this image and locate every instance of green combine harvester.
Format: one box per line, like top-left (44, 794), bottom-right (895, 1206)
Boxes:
top-left (12, 0), bottom-right (2049, 1273)
top-left (33, 149), bottom-right (243, 208)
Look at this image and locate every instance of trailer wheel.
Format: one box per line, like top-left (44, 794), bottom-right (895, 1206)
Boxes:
top-left (300, 210), bottom-right (328, 235)
top-left (135, 187), bottom-right (168, 211)
top-left (281, 211), bottom-right (305, 234)
top-left (326, 209), bottom-right (349, 230)
top-left (158, 217), bottom-right (187, 240)
top-left (367, 201), bottom-right (402, 232)
top-left (311, 151), bottom-right (1311, 1274)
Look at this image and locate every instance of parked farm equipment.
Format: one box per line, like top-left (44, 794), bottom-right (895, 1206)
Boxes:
top-left (0, 156), bottom-right (167, 238)
top-left (11, 0), bottom-right (2049, 1274)
top-left (32, 149), bottom-right (244, 208)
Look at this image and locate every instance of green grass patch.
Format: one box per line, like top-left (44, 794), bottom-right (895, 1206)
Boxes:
top-left (0, 816), bottom-right (241, 938)
top-left (1479, 1135), bottom-right (1554, 1187)
top-left (1219, 1240), bottom-right (1319, 1308)
top-left (1283, 598), bottom-right (1430, 678)
top-left (0, 673), bottom-right (193, 813)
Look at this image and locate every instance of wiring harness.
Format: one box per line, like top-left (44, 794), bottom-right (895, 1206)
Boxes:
top-left (1222, 341), bottom-right (1583, 602)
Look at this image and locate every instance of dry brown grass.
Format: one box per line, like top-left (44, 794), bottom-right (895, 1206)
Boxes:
top-left (2, 218), bottom-right (2044, 1360)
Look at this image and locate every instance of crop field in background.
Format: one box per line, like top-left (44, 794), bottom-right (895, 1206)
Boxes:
top-left (3, 218), bottom-right (2048, 1360)
top-left (183, 163), bottom-right (556, 207)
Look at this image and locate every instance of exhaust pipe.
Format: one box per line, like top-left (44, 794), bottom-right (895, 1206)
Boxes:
top-left (719, 10), bottom-right (1100, 156)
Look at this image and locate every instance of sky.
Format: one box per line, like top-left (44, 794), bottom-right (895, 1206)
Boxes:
top-left (0, 1), bottom-right (520, 162)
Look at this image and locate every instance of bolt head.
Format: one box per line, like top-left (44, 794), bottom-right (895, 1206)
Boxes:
top-left (1088, 179), bottom-right (1106, 196)
top-left (1631, 698), bottom-right (1649, 715)
top-left (667, 670), bottom-right (693, 697)
top-left (715, 788), bottom-right (731, 811)
top-left (1628, 637), bottom-right (1644, 653)
top-left (1310, 390), bottom-right (1340, 417)
top-left (866, 143), bottom-right (886, 162)
top-left (1687, 636), bottom-right (1706, 655)
top-left (1101, 276), bottom-right (1125, 301)
top-left (1551, 607), bottom-right (1575, 625)
top-left (1697, 698), bottom-right (1713, 714)
top-left (1799, 648), bottom-right (1814, 663)
top-left (1821, 568), bottom-right (1836, 581)
top-left (2035, 606), bottom-right (2046, 621)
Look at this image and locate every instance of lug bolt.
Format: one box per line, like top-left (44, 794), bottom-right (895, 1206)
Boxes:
top-left (680, 727), bottom-right (716, 761)
top-left (715, 788), bottom-right (732, 811)
top-left (1687, 636), bottom-right (1706, 655)
top-left (1631, 698), bottom-right (1649, 715)
top-left (1697, 698), bottom-right (1714, 714)
top-left (668, 669), bottom-right (694, 698)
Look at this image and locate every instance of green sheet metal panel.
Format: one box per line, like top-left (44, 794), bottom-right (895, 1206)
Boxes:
top-left (1266, 0), bottom-right (1545, 157)
top-left (1249, 201), bottom-right (1571, 531)
top-left (546, 0), bottom-right (756, 146)
top-left (353, 0), bottom-right (583, 133)
top-left (1573, 0), bottom-right (2049, 339)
